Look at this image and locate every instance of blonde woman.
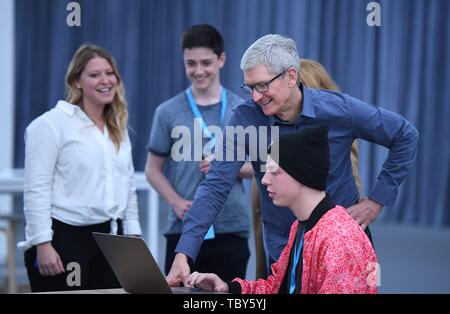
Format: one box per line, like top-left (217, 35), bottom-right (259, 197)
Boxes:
top-left (20, 44), bottom-right (142, 292)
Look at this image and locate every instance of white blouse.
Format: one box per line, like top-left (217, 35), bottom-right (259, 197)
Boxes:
top-left (18, 100), bottom-right (142, 250)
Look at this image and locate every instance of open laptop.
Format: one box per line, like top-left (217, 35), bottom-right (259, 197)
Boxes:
top-left (93, 232), bottom-right (216, 294)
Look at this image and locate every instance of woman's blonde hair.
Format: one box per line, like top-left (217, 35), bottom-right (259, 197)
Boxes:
top-left (65, 44), bottom-right (128, 151)
top-left (299, 59), bottom-right (340, 91)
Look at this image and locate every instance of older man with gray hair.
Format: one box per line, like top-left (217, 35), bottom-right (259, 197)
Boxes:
top-left (167, 34), bottom-right (418, 287)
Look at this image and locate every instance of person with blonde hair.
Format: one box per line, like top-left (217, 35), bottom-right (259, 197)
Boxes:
top-left (299, 59), bottom-right (338, 90)
top-left (19, 44), bottom-right (142, 292)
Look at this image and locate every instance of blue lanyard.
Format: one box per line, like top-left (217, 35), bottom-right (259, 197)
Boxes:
top-left (185, 87), bottom-right (227, 241)
top-left (185, 87), bottom-right (227, 150)
top-left (289, 228), bottom-right (305, 294)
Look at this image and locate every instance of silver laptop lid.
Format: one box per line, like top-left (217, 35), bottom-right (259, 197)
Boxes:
top-left (93, 232), bottom-right (172, 294)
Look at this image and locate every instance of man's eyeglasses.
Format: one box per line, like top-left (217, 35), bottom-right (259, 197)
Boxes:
top-left (240, 70), bottom-right (286, 95)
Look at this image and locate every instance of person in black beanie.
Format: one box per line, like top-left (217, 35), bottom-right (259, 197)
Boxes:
top-left (267, 123), bottom-right (329, 191)
top-left (188, 124), bottom-right (379, 294)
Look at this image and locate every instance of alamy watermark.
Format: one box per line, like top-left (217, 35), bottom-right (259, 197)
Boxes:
top-left (66, 2), bottom-right (81, 27)
top-left (367, 2), bottom-right (381, 27)
top-left (66, 262), bottom-right (81, 287)
top-left (65, 2), bottom-right (379, 28)
top-left (170, 119), bottom-right (279, 171)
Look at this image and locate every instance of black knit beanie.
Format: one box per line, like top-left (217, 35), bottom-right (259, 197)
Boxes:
top-left (268, 124), bottom-right (330, 191)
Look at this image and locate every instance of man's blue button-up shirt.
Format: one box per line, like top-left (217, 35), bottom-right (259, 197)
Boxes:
top-left (176, 85), bottom-right (419, 264)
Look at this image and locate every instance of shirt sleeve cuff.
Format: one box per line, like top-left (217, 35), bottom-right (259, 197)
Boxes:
top-left (369, 181), bottom-right (398, 207)
top-left (123, 220), bottom-right (142, 236)
top-left (147, 147), bottom-right (170, 158)
top-left (175, 235), bottom-right (202, 262)
top-left (18, 230), bottom-right (54, 250)
top-left (31, 231), bottom-right (54, 246)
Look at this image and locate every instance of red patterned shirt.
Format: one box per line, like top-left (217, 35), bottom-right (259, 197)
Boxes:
top-left (233, 205), bottom-right (378, 294)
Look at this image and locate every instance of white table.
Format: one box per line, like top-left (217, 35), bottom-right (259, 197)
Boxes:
top-left (0, 169), bottom-right (160, 293)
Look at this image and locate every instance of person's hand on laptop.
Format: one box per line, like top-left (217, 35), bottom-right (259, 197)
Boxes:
top-left (188, 271), bottom-right (229, 293)
top-left (166, 253), bottom-right (190, 287)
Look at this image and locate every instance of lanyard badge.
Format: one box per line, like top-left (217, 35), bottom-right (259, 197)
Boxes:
top-left (185, 87), bottom-right (228, 240)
